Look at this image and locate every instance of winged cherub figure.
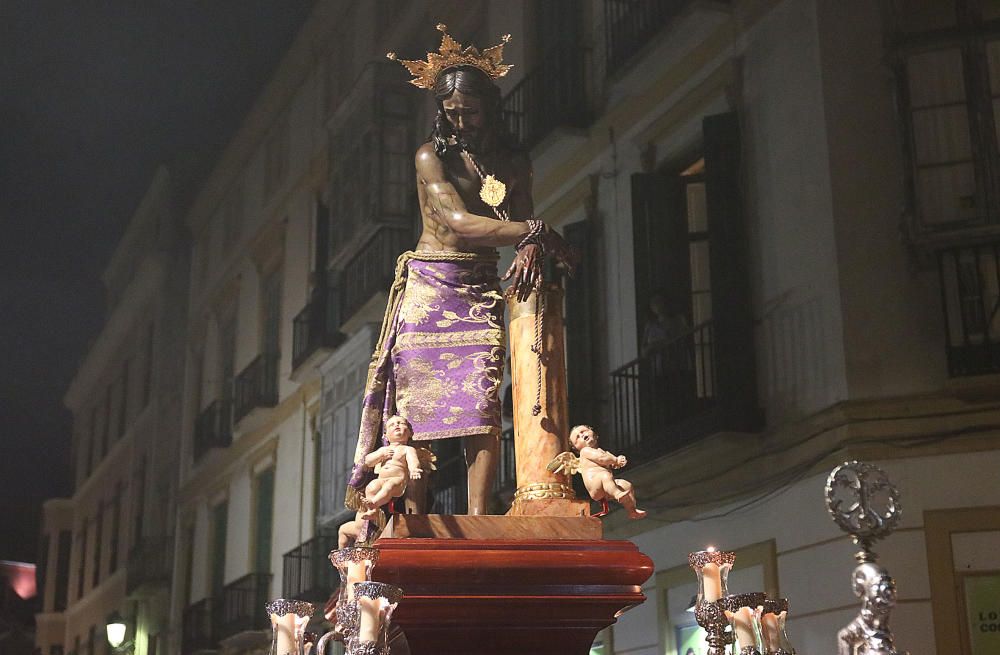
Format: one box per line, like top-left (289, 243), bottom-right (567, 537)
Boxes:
top-left (548, 425), bottom-right (647, 519)
top-left (360, 415), bottom-right (433, 519)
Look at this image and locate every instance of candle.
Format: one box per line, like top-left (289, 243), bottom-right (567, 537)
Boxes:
top-left (760, 611), bottom-right (781, 652)
top-left (357, 595), bottom-right (382, 643)
top-left (346, 559), bottom-right (369, 601)
top-left (733, 606), bottom-right (758, 650)
top-left (270, 611), bottom-right (297, 655)
top-left (702, 562), bottom-right (723, 602)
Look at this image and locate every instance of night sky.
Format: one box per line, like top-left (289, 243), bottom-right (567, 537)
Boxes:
top-left (1, 1), bottom-right (315, 563)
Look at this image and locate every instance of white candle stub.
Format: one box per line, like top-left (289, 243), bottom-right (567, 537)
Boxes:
top-left (357, 595), bottom-right (383, 643)
top-left (271, 612), bottom-right (297, 655)
top-left (702, 562), bottom-right (723, 602)
top-left (733, 606), bottom-right (757, 649)
top-left (761, 612), bottom-right (780, 651)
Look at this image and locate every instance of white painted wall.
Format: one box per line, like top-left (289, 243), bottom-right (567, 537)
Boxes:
top-left (614, 448), bottom-right (1000, 655)
top-left (740, 0), bottom-right (848, 424)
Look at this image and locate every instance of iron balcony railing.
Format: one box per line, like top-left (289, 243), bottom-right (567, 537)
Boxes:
top-left (193, 399), bottom-right (233, 461)
top-left (213, 572), bottom-right (272, 641)
top-left (609, 320), bottom-right (716, 461)
top-left (938, 242), bottom-right (1000, 376)
top-left (125, 535), bottom-right (174, 596)
top-left (282, 534), bottom-right (339, 603)
top-left (431, 453), bottom-right (467, 516)
top-left (494, 427), bottom-right (516, 493)
top-left (604, 0), bottom-right (689, 75)
top-left (430, 428), bottom-right (514, 513)
top-left (233, 353), bottom-right (280, 423)
top-left (340, 225), bottom-right (414, 323)
top-left (502, 45), bottom-right (589, 152)
top-left (292, 285), bottom-right (344, 371)
top-left (182, 598), bottom-right (215, 653)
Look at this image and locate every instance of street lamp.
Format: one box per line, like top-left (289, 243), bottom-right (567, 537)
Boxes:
top-left (106, 611), bottom-right (129, 650)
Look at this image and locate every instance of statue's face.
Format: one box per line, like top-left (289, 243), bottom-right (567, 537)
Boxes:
top-left (570, 426), bottom-right (597, 450)
top-left (386, 416), bottom-right (413, 444)
top-left (442, 90), bottom-right (485, 147)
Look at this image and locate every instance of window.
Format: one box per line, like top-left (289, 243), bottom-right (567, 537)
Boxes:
top-left (133, 458), bottom-right (146, 543)
top-left (182, 523), bottom-right (195, 605)
top-left (620, 113), bottom-right (757, 458)
top-left (117, 359), bottom-right (129, 438)
top-left (223, 186), bottom-right (243, 248)
top-left (318, 366), bottom-right (363, 524)
top-left (263, 118), bottom-right (289, 202)
top-left (109, 483), bottom-right (122, 573)
top-left (54, 530), bottom-right (71, 610)
top-left (210, 501), bottom-right (228, 595)
top-left (37, 534), bottom-right (49, 609)
top-left (218, 314), bottom-right (237, 403)
top-left (142, 323), bottom-right (154, 408)
top-left (92, 503), bottom-right (103, 587)
top-left (891, 0), bottom-right (1000, 238)
top-left (86, 626), bottom-right (95, 655)
top-left (75, 526), bottom-right (86, 600)
top-left (261, 268), bottom-right (283, 356)
top-left (381, 123), bottom-right (412, 217)
top-left (196, 238), bottom-right (210, 288)
top-left (253, 468), bottom-right (275, 573)
top-left (102, 385), bottom-right (112, 458)
top-left (87, 406), bottom-right (99, 477)
top-left (326, 19), bottom-right (355, 114)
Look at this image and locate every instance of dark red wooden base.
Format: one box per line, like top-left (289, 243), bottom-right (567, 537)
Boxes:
top-left (372, 537), bottom-right (654, 655)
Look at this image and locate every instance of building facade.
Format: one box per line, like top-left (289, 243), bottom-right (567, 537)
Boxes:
top-left (40, 1), bottom-right (1000, 654)
top-left (37, 166), bottom-right (191, 655)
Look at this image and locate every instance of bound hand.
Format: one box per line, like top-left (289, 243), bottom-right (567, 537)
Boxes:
top-left (502, 243), bottom-right (542, 302)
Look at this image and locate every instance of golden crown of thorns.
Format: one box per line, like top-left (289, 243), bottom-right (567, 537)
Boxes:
top-left (386, 23), bottom-right (512, 89)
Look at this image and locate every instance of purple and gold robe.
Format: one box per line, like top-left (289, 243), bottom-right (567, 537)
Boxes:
top-left (346, 250), bottom-right (505, 509)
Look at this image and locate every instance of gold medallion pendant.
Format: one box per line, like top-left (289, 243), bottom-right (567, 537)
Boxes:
top-left (479, 174), bottom-right (507, 208)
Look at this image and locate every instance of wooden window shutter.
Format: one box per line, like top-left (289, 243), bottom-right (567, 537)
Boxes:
top-left (254, 469), bottom-right (275, 574)
top-left (211, 501), bottom-right (227, 595)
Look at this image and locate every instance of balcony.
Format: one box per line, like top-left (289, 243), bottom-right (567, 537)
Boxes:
top-left (282, 534), bottom-right (339, 603)
top-left (182, 598), bottom-right (215, 653)
top-left (340, 225), bottom-right (414, 323)
top-left (938, 242), bottom-right (1000, 376)
top-left (430, 452), bottom-right (467, 515)
top-left (502, 46), bottom-right (589, 152)
top-left (194, 399), bottom-right (232, 461)
top-left (213, 572), bottom-right (272, 642)
top-left (604, 0), bottom-right (689, 75)
top-left (292, 285), bottom-right (344, 374)
top-left (608, 321), bottom-right (718, 461)
top-left (125, 535), bottom-right (174, 596)
top-left (233, 353), bottom-right (279, 424)
top-left (494, 427), bottom-right (516, 494)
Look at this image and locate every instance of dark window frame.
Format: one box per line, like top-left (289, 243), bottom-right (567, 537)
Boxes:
top-left (888, 0), bottom-right (1000, 242)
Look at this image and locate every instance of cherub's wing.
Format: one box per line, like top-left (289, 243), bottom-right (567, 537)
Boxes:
top-left (415, 446), bottom-right (437, 471)
top-left (546, 451), bottom-right (580, 476)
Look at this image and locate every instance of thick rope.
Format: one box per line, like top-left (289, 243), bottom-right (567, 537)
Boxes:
top-left (530, 289), bottom-right (545, 416)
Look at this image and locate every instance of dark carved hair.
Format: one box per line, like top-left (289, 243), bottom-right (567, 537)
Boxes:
top-left (430, 66), bottom-right (518, 156)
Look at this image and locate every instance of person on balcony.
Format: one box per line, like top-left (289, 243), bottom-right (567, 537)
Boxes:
top-left (345, 25), bottom-right (577, 515)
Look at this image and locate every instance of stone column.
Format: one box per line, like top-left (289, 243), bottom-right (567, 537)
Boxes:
top-left (506, 283), bottom-right (589, 516)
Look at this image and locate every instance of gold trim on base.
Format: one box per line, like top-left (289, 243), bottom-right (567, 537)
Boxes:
top-left (512, 482), bottom-right (576, 503)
